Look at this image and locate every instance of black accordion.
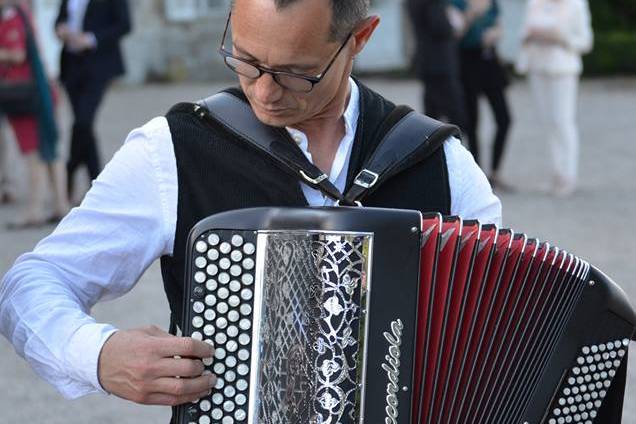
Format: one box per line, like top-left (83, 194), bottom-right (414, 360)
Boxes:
top-left (176, 207), bottom-right (636, 424)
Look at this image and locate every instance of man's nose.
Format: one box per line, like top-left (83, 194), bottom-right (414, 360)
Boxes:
top-left (253, 73), bottom-right (283, 104)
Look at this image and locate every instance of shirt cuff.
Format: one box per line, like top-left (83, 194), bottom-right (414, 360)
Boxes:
top-left (64, 323), bottom-right (118, 394)
top-left (87, 32), bottom-right (98, 49)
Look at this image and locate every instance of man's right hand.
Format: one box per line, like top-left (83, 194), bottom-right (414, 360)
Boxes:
top-left (98, 326), bottom-right (216, 406)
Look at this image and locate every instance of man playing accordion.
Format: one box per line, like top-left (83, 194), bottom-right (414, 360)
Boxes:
top-left (0, 0), bottom-right (501, 421)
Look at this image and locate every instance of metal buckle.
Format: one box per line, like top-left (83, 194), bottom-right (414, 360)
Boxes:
top-left (334, 199), bottom-right (363, 207)
top-left (299, 169), bottom-right (328, 185)
top-left (353, 169), bottom-right (379, 189)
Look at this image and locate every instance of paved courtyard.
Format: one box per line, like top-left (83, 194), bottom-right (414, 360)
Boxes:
top-left (0, 77), bottom-right (635, 423)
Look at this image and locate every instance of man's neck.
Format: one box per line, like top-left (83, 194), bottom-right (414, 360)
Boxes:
top-left (294, 80), bottom-right (352, 175)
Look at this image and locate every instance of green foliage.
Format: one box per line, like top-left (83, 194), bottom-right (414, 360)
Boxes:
top-left (588, 0), bottom-right (635, 31)
top-left (584, 31), bottom-right (636, 75)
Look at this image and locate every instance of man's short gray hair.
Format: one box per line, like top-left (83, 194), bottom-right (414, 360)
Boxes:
top-left (274, 0), bottom-right (370, 41)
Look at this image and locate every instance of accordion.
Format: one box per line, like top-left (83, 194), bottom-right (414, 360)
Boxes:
top-left (176, 207), bottom-right (636, 424)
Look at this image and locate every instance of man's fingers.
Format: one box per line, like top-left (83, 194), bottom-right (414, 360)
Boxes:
top-left (153, 375), bottom-right (216, 399)
top-left (158, 336), bottom-right (215, 359)
top-left (155, 357), bottom-right (206, 378)
top-left (142, 390), bottom-right (211, 406)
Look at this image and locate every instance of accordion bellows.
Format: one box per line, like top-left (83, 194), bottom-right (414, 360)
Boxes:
top-left (177, 207), bottom-right (636, 424)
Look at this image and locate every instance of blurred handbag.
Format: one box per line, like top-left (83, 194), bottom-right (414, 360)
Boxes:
top-left (0, 80), bottom-right (39, 115)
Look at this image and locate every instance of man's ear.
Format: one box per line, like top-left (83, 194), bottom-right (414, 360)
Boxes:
top-left (351, 15), bottom-right (381, 57)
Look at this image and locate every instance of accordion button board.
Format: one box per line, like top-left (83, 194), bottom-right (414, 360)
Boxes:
top-left (176, 207), bottom-right (636, 424)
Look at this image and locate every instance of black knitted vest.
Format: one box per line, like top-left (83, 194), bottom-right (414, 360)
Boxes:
top-left (160, 81), bottom-right (451, 332)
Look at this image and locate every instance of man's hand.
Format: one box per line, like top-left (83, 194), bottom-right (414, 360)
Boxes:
top-left (55, 23), bottom-right (72, 43)
top-left (98, 326), bottom-right (216, 406)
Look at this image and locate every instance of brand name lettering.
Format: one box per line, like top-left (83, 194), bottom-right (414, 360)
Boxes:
top-left (382, 319), bottom-right (403, 424)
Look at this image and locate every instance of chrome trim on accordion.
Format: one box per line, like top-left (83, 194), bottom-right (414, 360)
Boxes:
top-left (249, 231), bottom-right (373, 424)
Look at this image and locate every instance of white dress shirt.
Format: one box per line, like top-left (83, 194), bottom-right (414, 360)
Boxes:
top-left (0, 79), bottom-right (501, 399)
top-left (67, 0), bottom-right (90, 34)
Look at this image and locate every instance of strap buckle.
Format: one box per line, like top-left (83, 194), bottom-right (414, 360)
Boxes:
top-left (353, 169), bottom-right (379, 189)
top-left (299, 169), bottom-right (328, 185)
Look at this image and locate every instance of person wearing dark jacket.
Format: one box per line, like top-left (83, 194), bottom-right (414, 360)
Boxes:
top-left (55, 0), bottom-right (131, 200)
top-left (408, 0), bottom-right (467, 130)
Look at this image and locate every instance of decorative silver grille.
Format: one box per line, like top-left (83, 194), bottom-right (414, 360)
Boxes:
top-left (250, 232), bottom-right (372, 424)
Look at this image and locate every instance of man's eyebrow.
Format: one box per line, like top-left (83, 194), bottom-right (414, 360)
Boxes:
top-left (232, 42), bottom-right (321, 73)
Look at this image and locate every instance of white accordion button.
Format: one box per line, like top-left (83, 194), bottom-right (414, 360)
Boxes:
top-left (203, 324), bottom-right (214, 337)
top-left (235, 393), bottom-right (247, 405)
top-left (243, 243), bottom-right (256, 255)
top-left (225, 356), bottom-right (237, 368)
top-left (240, 304), bottom-right (252, 316)
top-left (212, 393), bottom-right (224, 405)
top-left (199, 399), bottom-right (211, 412)
top-left (229, 295), bottom-right (240, 307)
top-left (206, 264), bottom-right (218, 277)
top-left (241, 274), bottom-right (253, 285)
top-left (198, 416), bottom-right (211, 424)
top-left (219, 272), bottom-right (230, 285)
top-left (195, 257), bottom-right (207, 269)
top-left (220, 242), bottom-right (232, 254)
top-left (238, 349), bottom-right (250, 361)
top-left (236, 380), bottom-right (248, 392)
top-left (207, 234), bottom-right (220, 246)
top-left (204, 295), bottom-right (216, 306)
top-left (219, 258), bottom-right (231, 270)
top-left (238, 334), bottom-right (251, 345)
top-left (242, 258), bottom-right (255, 270)
top-left (224, 386), bottom-right (236, 398)
top-left (193, 302), bottom-right (205, 314)
top-left (235, 409), bottom-right (247, 421)
top-left (240, 289), bottom-right (253, 301)
top-left (207, 249), bottom-right (219, 260)
top-left (228, 311), bottom-right (240, 323)
top-left (195, 241), bottom-right (207, 253)
top-left (223, 400), bottom-right (235, 412)
top-left (192, 316), bottom-right (204, 329)
top-left (204, 309), bottom-right (216, 322)
top-left (230, 265), bottom-right (242, 277)
top-left (227, 324), bottom-right (239, 337)
top-left (217, 302), bottom-right (229, 314)
top-left (212, 409), bottom-right (223, 420)
top-left (231, 250), bottom-right (243, 262)
top-left (194, 272), bottom-right (206, 284)
top-left (231, 235), bottom-right (244, 247)
top-left (206, 279), bottom-right (218, 291)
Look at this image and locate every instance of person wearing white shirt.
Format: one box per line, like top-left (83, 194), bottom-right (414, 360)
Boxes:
top-left (0, 0), bottom-right (501, 417)
top-left (516, 0), bottom-right (593, 196)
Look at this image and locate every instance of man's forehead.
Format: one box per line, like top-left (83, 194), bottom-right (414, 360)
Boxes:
top-left (232, 0), bottom-right (333, 41)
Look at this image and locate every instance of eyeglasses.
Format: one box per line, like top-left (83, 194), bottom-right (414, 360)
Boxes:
top-left (219, 12), bottom-right (353, 93)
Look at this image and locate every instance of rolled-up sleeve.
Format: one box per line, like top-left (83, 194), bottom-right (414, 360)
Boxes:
top-left (0, 117), bottom-right (175, 399)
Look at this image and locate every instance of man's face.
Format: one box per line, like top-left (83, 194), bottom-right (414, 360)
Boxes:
top-left (231, 0), bottom-right (353, 127)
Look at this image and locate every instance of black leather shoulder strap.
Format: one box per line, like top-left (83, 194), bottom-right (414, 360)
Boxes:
top-left (196, 90), bottom-right (459, 206)
top-left (344, 108), bottom-right (460, 204)
top-left (198, 91), bottom-right (347, 204)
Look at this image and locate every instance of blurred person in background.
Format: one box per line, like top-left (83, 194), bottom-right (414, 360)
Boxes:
top-left (451, 0), bottom-right (513, 192)
top-left (407, 0), bottom-right (467, 130)
top-left (0, 0), bottom-right (69, 228)
top-left (55, 0), bottom-right (131, 202)
top-left (0, 118), bottom-right (17, 203)
top-left (516, 0), bottom-right (593, 197)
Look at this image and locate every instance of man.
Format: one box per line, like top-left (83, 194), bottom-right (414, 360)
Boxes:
top-left (0, 0), bottom-right (500, 416)
top-left (55, 0), bottom-right (131, 201)
top-left (407, 0), bottom-right (467, 130)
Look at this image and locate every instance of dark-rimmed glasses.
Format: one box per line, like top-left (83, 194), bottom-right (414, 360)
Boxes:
top-left (219, 12), bottom-right (352, 93)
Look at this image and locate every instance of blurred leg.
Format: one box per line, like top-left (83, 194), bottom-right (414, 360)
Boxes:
top-left (47, 159), bottom-right (70, 218)
top-left (551, 74), bottom-right (580, 185)
top-left (484, 85), bottom-right (511, 174)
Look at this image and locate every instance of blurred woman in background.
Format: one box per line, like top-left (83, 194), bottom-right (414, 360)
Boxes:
top-left (516, 0), bottom-right (593, 196)
top-left (451, 0), bottom-right (513, 192)
top-left (0, 0), bottom-right (69, 228)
